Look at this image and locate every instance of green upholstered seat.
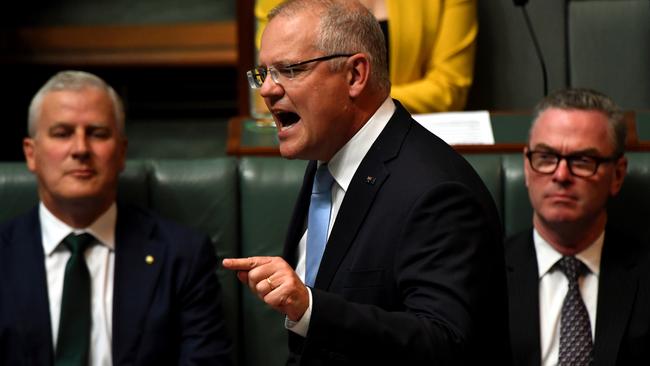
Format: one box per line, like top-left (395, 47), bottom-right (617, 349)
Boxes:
top-left (608, 152), bottom-right (650, 242)
top-left (238, 157), bottom-right (306, 366)
top-left (3, 151), bottom-right (650, 366)
top-left (502, 153), bottom-right (533, 237)
top-left (464, 153), bottom-right (505, 219)
top-left (0, 158), bottom-right (241, 365)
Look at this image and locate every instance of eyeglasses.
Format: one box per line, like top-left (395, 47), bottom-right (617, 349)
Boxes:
top-left (525, 150), bottom-right (620, 177)
top-left (247, 53), bottom-right (354, 89)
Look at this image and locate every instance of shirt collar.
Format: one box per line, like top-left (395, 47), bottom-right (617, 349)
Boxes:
top-left (40, 202), bottom-right (117, 256)
top-left (326, 97), bottom-right (395, 192)
top-left (534, 228), bottom-right (604, 279)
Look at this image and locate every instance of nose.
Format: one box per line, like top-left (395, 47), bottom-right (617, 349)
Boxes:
top-left (71, 130), bottom-right (90, 159)
top-left (552, 158), bottom-right (573, 183)
top-left (259, 71), bottom-right (284, 99)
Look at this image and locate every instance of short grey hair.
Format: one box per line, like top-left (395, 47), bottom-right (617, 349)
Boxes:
top-left (28, 70), bottom-right (125, 137)
top-left (268, 0), bottom-right (390, 94)
top-left (530, 88), bottom-right (626, 157)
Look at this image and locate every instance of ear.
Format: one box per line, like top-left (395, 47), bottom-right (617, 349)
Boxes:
top-left (23, 137), bottom-right (37, 173)
top-left (523, 146), bottom-right (531, 187)
top-left (346, 53), bottom-right (371, 98)
top-left (609, 155), bottom-right (627, 196)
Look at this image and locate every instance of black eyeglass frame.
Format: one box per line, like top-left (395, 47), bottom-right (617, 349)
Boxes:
top-left (247, 53), bottom-right (355, 89)
top-left (525, 150), bottom-right (621, 177)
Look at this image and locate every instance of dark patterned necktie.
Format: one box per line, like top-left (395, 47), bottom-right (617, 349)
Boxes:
top-left (556, 256), bottom-right (594, 366)
top-left (55, 233), bottom-right (95, 366)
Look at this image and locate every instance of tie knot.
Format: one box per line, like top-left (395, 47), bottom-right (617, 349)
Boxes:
top-left (63, 233), bottom-right (95, 255)
top-left (312, 164), bottom-right (334, 194)
top-left (556, 256), bottom-right (588, 283)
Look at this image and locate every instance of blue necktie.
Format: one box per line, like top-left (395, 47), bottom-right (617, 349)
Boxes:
top-left (305, 164), bottom-right (334, 287)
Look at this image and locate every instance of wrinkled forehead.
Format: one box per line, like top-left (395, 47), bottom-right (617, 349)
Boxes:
top-left (44, 88), bottom-right (113, 113)
top-left (260, 13), bottom-right (320, 65)
top-left (529, 108), bottom-right (614, 153)
top-left (39, 89), bottom-right (117, 126)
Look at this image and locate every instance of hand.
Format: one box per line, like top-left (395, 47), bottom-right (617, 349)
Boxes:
top-left (222, 256), bottom-right (310, 321)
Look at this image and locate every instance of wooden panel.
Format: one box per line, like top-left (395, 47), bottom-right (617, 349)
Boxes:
top-left (623, 111), bottom-right (639, 147)
top-left (237, 0), bottom-right (255, 115)
top-left (2, 22), bottom-right (237, 66)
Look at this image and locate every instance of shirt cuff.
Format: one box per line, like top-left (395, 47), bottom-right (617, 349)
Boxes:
top-left (285, 286), bottom-right (312, 337)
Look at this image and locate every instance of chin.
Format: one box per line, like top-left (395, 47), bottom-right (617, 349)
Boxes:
top-left (58, 191), bottom-right (102, 203)
top-left (278, 143), bottom-right (305, 160)
top-left (278, 148), bottom-right (298, 160)
top-left (541, 211), bottom-right (582, 225)
top-left (60, 182), bottom-right (112, 200)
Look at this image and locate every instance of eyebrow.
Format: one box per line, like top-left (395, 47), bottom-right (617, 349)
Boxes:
top-left (531, 143), bottom-right (603, 156)
top-left (256, 60), bottom-right (295, 69)
top-left (47, 122), bottom-right (113, 130)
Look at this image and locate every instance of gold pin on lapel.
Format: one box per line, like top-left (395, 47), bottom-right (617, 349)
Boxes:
top-left (364, 176), bottom-right (376, 185)
top-left (145, 255), bottom-right (154, 265)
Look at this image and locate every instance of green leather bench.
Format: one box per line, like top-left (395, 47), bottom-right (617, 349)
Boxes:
top-left (1, 153), bottom-right (649, 366)
top-left (237, 157), bottom-right (306, 365)
top-left (0, 158), bottom-right (242, 365)
top-left (226, 152), bottom-right (650, 366)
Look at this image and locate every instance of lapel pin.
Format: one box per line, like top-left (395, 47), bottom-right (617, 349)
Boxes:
top-left (364, 176), bottom-right (376, 185)
top-left (145, 255), bottom-right (154, 265)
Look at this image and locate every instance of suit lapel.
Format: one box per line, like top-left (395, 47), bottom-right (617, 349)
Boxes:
top-left (5, 208), bottom-right (54, 364)
top-left (313, 102), bottom-right (408, 290)
top-left (112, 206), bottom-right (166, 364)
top-left (593, 229), bottom-right (639, 366)
top-left (283, 161), bottom-right (317, 265)
top-left (505, 230), bottom-right (541, 366)
top-left (314, 156), bottom-right (388, 289)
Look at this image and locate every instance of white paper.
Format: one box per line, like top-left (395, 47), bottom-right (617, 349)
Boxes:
top-left (412, 110), bottom-right (494, 145)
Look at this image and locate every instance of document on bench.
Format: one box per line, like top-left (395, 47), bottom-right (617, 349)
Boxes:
top-left (413, 110), bottom-right (494, 145)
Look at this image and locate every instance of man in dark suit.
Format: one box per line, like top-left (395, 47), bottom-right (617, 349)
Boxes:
top-left (0, 70), bottom-right (231, 365)
top-left (506, 88), bottom-right (650, 366)
top-left (223, 0), bottom-right (509, 364)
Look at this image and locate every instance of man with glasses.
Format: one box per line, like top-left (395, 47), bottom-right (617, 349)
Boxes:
top-left (506, 88), bottom-right (650, 366)
top-left (223, 0), bottom-right (509, 364)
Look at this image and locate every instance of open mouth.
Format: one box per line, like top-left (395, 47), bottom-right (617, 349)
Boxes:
top-left (275, 111), bottom-right (301, 130)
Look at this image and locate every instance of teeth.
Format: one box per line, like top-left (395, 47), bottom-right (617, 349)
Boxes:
top-left (281, 123), bottom-right (295, 131)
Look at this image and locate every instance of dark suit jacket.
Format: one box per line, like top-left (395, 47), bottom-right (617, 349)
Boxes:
top-left (505, 226), bottom-right (650, 366)
top-left (0, 203), bottom-right (231, 366)
top-left (283, 101), bottom-right (510, 365)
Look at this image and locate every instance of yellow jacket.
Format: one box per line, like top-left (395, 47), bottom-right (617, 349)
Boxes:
top-left (254, 0), bottom-right (477, 113)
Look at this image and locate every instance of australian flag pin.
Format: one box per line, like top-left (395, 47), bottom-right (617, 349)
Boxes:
top-left (364, 176), bottom-right (376, 185)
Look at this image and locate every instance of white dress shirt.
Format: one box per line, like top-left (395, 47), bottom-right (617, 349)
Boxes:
top-left (41, 202), bottom-right (116, 366)
top-left (286, 97), bottom-right (396, 336)
top-left (534, 228), bottom-right (603, 366)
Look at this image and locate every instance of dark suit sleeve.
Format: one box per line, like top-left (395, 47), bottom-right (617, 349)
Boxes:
top-left (177, 236), bottom-right (232, 366)
top-left (306, 181), bottom-right (505, 364)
